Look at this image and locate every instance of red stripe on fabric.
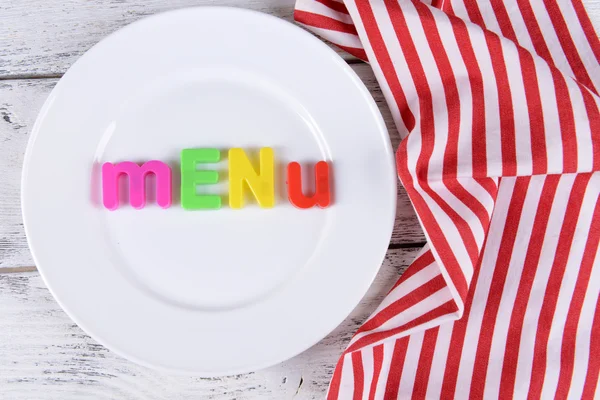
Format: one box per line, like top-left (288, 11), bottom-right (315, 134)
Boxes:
top-left (541, 3), bottom-right (598, 175)
top-left (582, 295), bottom-right (600, 399)
top-left (469, 176), bottom-right (531, 399)
top-left (386, 0), bottom-right (479, 267)
top-left (555, 194), bottom-right (600, 399)
top-left (515, 0), bottom-right (555, 63)
top-left (528, 174), bottom-right (593, 399)
top-left (462, 1), bottom-right (486, 28)
top-left (336, 44), bottom-right (368, 61)
top-left (444, 179), bottom-right (491, 230)
top-left (347, 300), bottom-right (459, 353)
top-left (545, 1), bottom-right (596, 93)
top-left (354, 1), bottom-right (415, 131)
top-left (452, 0), bottom-right (534, 180)
top-left (397, 144), bottom-right (469, 301)
top-left (578, 87), bottom-right (600, 172)
top-left (357, 275), bottom-right (446, 334)
top-left (489, 0), bottom-right (548, 174)
top-left (475, 177), bottom-right (498, 200)
top-left (315, 0), bottom-right (350, 15)
top-left (499, 175), bottom-right (561, 398)
top-left (415, 3), bottom-right (491, 230)
top-left (389, 250), bottom-right (435, 294)
top-left (384, 338), bottom-right (409, 399)
top-left (440, 317), bottom-right (468, 398)
top-left (351, 352), bottom-right (364, 400)
top-left (485, 32), bottom-right (517, 176)
top-left (552, 70), bottom-right (578, 173)
top-left (368, 345), bottom-right (384, 400)
top-left (446, 17), bottom-right (489, 182)
top-left (572, 0), bottom-right (600, 86)
top-left (412, 328), bottom-right (439, 400)
top-left (519, 49), bottom-right (548, 175)
top-left (440, 236), bottom-right (488, 398)
top-left (439, 0), bottom-right (455, 15)
top-left (489, 0), bottom-right (518, 42)
top-left (328, 357), bottom-right (344, 400)
top-left (389, 9), bottom-right (468, 301)
top-left (294, 10), bottom-right (358, 35)
top-left (514, 0), bottom-right (578, 173)
top-left (430, 0), bottom-right (444, 9)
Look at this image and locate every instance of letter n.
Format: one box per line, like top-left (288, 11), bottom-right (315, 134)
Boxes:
top-left (228, 148), bottom-right (275, 209)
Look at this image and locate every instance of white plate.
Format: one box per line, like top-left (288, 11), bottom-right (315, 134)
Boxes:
top-left (22, 7), bottom-right (396, 375)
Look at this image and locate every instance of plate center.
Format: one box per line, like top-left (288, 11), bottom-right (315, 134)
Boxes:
top-left (97, 69), bottom-right (331, 310)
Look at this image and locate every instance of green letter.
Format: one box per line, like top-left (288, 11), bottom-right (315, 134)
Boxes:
top-left (181, 148), bottom-right (221, 210)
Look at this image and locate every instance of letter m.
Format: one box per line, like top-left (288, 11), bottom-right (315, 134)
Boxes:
top-left (102, 161), bottom-right (172, 210)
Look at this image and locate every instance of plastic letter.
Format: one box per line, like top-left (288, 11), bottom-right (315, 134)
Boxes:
top-left (102, 160), bottom-right (172, 210)
top-left (180, 148), bottom-right (221, 210)
top-left (286, 161), bottom-right (331, 209)
top-left (229, 148), bottom-right (275, 209)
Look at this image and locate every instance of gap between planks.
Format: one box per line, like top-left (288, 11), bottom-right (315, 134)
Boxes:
top-left (0, 74), bottom-right (65, 81)
top-left (0, 266), bottom-right (38, 274)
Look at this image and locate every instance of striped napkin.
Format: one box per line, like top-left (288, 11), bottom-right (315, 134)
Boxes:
top-left (295, 0), bottom-right (600, 398)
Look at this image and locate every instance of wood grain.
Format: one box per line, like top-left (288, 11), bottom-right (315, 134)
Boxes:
top-left (0, 0), bottom-right (358, 79)
top-left (10, 0), bottom-right (600, 397)
top-left (0, 247), bottom-right (418, 399)
top-left (0, 69), bottom-right (425, 270)
top-left (1, 0), bottom-right (599, 79)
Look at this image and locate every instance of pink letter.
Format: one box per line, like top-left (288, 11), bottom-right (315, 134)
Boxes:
top-left (102, 161), bottom-right (172, 210)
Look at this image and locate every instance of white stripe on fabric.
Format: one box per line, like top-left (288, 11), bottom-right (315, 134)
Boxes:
top-left (557, 0), bottom-right (600, 91)
top-left (540, 174), bottom-right (599, 398)
top-left (569, 204), bottom-right (600, 399)
top-left (296, 24), bottom-right (363, 49)
top-left (295, 0), bottom-right (354, 24)
top-left (453, 177), bottom-right (515, 399)
top-left (512, 174), bottom-right (577, 395)
top-left (426, 321), bottom-right (453, 398)
top-left (397, 333), bottom-right (423, 398)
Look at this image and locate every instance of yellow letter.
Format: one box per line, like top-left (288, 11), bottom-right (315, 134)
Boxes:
top-left (229, 148), bottom-right (275, 209)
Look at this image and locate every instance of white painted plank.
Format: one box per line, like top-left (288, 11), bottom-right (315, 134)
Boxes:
top-left (0, 69), bottom-right (425, 270)
top-left (0, 0), bottom-right (356, 78)
top-left (0, 248), bottom-right (419, 400)
top-left (0, 79), bottom-right (57, 269)
top-left (1, 0), bottom-right (600, 77)
top-left (2, 0), bottom-right (599, 398)
top-left (586, 0), bottom-right (600, 25)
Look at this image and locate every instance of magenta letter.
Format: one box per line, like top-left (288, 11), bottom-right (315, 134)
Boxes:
top-left (102, 161), bottom-right (172, 210)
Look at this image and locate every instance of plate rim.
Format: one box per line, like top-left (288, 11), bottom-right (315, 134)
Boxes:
top-left (21, 5), bottom-right (398, 375)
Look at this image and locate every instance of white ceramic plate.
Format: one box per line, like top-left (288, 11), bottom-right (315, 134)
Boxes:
top-left (22, 7), bottom-right (396, 375)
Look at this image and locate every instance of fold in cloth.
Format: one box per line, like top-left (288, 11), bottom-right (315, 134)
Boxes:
top-left (295, 0), bottom-right (600, 398)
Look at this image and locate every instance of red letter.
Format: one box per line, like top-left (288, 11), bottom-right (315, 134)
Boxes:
top-left (286, 161), bottom-right (331, 209)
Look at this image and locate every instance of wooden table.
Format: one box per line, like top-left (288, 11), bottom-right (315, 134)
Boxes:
top-left (0, 1), bottom-right (597, 398)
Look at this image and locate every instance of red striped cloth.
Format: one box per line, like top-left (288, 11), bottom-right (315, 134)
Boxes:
top-left (294, 0), bottom-right (600, 398)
